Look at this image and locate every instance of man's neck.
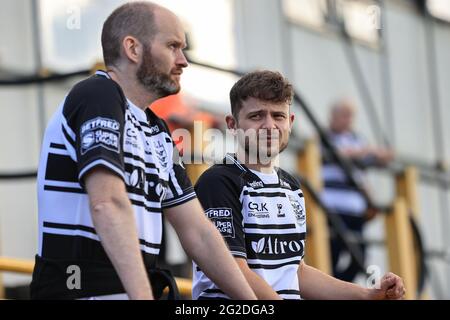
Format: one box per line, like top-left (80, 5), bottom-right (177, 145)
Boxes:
top-left (235, 151), bottom-right (276, 174)
top-left (107, 69), bottom-right (158, 111)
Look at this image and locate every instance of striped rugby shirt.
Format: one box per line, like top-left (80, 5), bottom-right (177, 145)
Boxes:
top-left (321, 130), bottom-right (368, 216)
top-left (31, 71), bottom-right (195, 299)
top-left (193, 154), bottom-right (307, 300)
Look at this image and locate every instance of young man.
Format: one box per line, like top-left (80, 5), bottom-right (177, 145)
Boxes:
top-left (193, 70), bottom-right (405, 300)
top-left (31, 1), bottom-right (256, 300)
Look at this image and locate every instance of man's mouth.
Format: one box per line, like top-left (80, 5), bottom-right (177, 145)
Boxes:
top-left (259, 135), bottom-right (279, 141)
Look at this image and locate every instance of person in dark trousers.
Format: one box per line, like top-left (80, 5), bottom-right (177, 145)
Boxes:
top-left (322, 98), bottom-right (394, 282)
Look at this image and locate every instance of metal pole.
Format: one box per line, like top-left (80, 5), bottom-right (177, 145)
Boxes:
top-left (340, 27), bottom-right (390, 148)
top-left (378, 0), bottom-right (396, 147)
top-left (30, 0), bottom-right (46, 139)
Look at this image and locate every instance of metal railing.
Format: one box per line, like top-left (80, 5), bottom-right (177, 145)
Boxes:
top-left (0, 257), bottom-right (193, 299)
top-left (0, 58), bottom-right (443, 299)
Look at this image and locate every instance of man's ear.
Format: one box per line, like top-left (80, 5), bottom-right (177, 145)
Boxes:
top-left (289, 113), bottom-right (295, 132)
top-left (122, 36), bottom-right (142, 64)
top-left (225, 114), bottom-right (237, 131)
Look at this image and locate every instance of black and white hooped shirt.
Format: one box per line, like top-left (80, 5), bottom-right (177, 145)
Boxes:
top-left (321, 130), bottom-right (368, 216)
top-left (192, 154), bottom-right (307, 300)
top-left (32, 71), bottom-right (195, 299)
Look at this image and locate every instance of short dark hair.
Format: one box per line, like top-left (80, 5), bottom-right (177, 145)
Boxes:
top-left (101, 2), bottom-right (158, 67)
top-left (229, 70), bottom-right (293, 118)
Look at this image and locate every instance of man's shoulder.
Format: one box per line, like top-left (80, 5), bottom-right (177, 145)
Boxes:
top-left (70, 74), bottom-right (122, 100)
top-left (62, 74), bottom-right (125, 118)
top-left (196, 163), bottom-right (243, 188)
top-left (276, 167), bottom-right (302, 190)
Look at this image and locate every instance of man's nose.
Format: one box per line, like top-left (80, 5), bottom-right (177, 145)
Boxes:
top-left (261, 116), bottom-right (277, 129)
top-left (176, 50), bottom-right (189, 68)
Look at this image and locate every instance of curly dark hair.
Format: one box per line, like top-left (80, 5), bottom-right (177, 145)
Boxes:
top-left (229, 70), bottom-right (293, 118)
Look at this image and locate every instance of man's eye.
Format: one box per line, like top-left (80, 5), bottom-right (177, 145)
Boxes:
top-left (250, 114), bottom-right (261, 119)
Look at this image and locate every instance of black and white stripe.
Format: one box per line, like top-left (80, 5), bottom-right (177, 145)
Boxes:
top-left (36, 71), bottom-right (196, 298)
top-left (193, 155), bottom-right (307, 300)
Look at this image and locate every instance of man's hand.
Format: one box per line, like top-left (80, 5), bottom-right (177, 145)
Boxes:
top-left (368, 272), bottom-right (406, 300)
top-left (373, 147), bottom-right (395, 165)
top-left (364, 206), bottom-right (378, 221)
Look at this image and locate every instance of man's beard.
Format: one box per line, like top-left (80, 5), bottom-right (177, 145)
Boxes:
top-left (136, 45), bottom-right (180, 98)
top-left (237, 129), bottom-right (288, 165)
top-left (244, 140), bottom-right (288, 161)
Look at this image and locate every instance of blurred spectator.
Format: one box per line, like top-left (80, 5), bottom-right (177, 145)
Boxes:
top-left (321, 98), bottom-right (394, 282)
top-left (151, 93), bottom-right (222, 155)
top-left (151, 93), bottom-right (221, 278)
top-left (151, 93), bottom-right (221, 132)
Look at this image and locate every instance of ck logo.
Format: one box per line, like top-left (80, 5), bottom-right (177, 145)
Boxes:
top-left (248, 202), bottom-right (268, 212)
top-left (247, 201), bottom-right (270, 219)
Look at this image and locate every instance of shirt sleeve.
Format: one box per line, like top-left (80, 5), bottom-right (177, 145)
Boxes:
top-left (62, 78), bottom-right (126, 183)
top-left (161, 159), bottom-right (197, 208)
top-left (195, 169), bottom-right (246, 258)
top-left (158, 118), bottom-right (196, 208)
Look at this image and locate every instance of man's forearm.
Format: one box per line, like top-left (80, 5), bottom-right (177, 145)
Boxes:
top-left (299, 262), bottom-right (369, 300)
top-left (235, 258), bottom-right (281, 300)
top-left (91, 200), bottom-right (153, 300)
top-left (166, 199), bottom-right (256, 300)
top-left (187, 224), bottom-right (256, 299)
top-left (181, 222), bottom-right (256, 299)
